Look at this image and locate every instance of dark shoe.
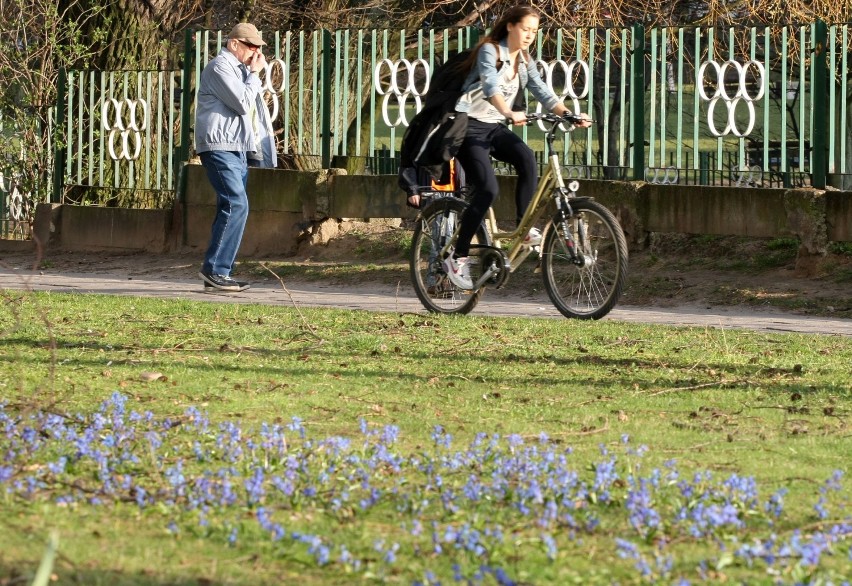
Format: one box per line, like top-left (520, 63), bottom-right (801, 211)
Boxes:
top-left (199, 271), bottom-right (250, 292)
top-left (203, 282), bottom-right (251, 291)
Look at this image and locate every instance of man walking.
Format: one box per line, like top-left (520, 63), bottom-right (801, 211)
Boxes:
top-left (195, 23), bottom-right (277, 292)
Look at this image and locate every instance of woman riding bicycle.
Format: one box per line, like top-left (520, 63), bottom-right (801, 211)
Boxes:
top-left (435, 5), bottom-right (591, 290)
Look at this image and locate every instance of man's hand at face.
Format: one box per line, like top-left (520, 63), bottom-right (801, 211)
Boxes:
top-left (249, 50), bottom-right (267, 74)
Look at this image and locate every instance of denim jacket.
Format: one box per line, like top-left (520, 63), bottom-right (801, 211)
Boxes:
top-left (194, 48), bottom-right (277, 168)
top-left (456, 39), bottom-right (560, 114)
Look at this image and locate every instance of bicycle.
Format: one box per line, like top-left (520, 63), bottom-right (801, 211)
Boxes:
top-left (409, 112), bottom-right (628, 319)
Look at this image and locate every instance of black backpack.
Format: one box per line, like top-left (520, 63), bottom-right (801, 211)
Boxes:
top-left (397, 50), bottom-right (475, 197)
top-left (397, 47), bottom-right (519, 199)
top-left (421, 49), bottom-right (475, 110)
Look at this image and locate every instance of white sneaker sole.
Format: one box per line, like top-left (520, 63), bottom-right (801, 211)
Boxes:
top-left (441, 260), bottom-right (473, 290)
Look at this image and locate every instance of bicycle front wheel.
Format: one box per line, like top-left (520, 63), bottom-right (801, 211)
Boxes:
top-left (541, 199), bottom-right (628, 319)
top-left (410, 197), bottom-right (488, 314)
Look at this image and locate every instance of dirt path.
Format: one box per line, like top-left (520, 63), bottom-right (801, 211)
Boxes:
top-left (2, 226), bottom-right (850, 335)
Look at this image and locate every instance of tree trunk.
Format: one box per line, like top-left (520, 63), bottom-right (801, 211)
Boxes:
top-left (57, 0), bottom-right (194, 70)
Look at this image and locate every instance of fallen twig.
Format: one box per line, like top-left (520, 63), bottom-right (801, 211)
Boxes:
top-left (259, 262), bottom-right (323, 341)
top-left (647, 379), bottom-right (746, 396)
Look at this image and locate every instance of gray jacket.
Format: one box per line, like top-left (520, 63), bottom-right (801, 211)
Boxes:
top-left (194, 48), bottom-right (277, 168)
top-left (456, 39), bottom-right (560, 114)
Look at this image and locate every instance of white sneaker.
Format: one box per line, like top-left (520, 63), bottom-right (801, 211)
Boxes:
top-left (442, 255), bottom-right (474, 290)
top-left (524, 227), bottom-right (542, 247)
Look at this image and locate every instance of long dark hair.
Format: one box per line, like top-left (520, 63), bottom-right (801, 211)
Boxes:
top-left (455, 5), bottom-right (542, 75)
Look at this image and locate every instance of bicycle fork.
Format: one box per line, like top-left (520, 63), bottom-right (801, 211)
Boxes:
top-left (553, 199), bottom-right (587, 267)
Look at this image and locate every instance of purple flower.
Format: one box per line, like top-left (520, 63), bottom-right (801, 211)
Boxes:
top-left (244, 466), bottom-right (265, 505)
top-left (625, 478), bottom-right (660, 535)
top-left (287, 416), bottom-right (305, 439)
top-left (765, 488), bottom-right (787, 518)
top-left (430, 425), bottom-right (452, 449)
top-left (0, 466), bottom-right (14, 483)
top-left (541, 533), bottom-right (557, 560)
top-left (380, 425), bottom-right (399, 445)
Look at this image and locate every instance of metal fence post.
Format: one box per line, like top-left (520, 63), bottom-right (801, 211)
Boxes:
top-left (631, 24), bottom-right (646, 181)
top-left (470, 26), bottom-right (480, 47)
top-left (321, 29), bottom-right (332, 169)
top-left (812, 20), bottom-right (828, 189)
top-left (177, 29), bottom-right (195, 245)
top-left (51, 68), bottom-right (67, 204)
top-left (699, 152), bottom-right (709, 186)
top-left (177, 29), bottom-right (194, 179)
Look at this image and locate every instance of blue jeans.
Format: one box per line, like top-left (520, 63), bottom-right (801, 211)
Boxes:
top-left (200, 150), bottom-right (252, 276)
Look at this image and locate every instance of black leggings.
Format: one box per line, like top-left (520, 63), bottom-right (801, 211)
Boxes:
top-left (453, 119), bottom-right (538, 257)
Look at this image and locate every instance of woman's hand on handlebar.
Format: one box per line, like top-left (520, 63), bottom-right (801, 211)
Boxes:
top-left (566, 112), bottom-right (593, 128)
top-left (504, 111), bottom-right (527, 126)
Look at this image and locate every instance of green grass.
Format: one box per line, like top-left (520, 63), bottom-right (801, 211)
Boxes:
top-left (1, 291), bottom-right (849, 585)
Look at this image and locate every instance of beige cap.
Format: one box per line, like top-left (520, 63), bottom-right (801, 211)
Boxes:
top-left (228, 23), bottom-right (266, 46)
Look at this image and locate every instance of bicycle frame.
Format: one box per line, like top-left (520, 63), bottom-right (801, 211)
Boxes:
top-left (486, 117), bottom-right (574, 272)
top-left (486, 160), bottom-right (558, 269)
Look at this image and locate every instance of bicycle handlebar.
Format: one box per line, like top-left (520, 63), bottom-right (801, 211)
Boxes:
top-left (504, 112), bottom-right (592, 130)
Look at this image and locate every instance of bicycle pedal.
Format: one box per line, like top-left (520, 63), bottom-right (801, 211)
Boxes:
top-left (533, 261), bottom-right (542, 274)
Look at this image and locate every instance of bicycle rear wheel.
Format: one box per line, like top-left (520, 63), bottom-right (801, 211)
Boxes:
top-left (541, 199), bottom-right (628, 319)
top-left (410, 197), bottom-right (488, 314)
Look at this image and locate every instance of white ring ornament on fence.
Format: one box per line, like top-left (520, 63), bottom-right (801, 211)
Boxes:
top-left (9, 188), bottom-right (25, 221)
top-left (264, 92), bottom-right (281, 122)
top-left (563, 165), bottom-right (589, 180)
top-left (380, 92), bottom-right (421, 127)
top-left (733, 165), bottom-right (763, 187)
top-left (260, 59), bottom-right (287, 122)
top-left (373, 58), bottom-right (430, 96)
top-left (645, 166), bottom-right (680, 184)
top-left (101, 98), bottom-right (149, 160)
top-left (707, 96), bottom-right (756, 137)
top-left (697, 60), bottom-right (765, 138)
top-left (1, 172), bottom-right (29, 221)
top-left (108, 129), bottom-right (143, 161)
top-left (374, 58), bottom-right (429, 127)
top-left (261, 59), bottom-right (288, 93)
top-left (541, 59), bottom-right (589, 100)
top-left (535, 59), bottom-right (589, 131)
top-left (101, 98), bottom-right (149, 132)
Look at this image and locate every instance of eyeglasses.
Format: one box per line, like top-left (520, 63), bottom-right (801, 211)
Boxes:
top-left (235, 39), bottom-right (261, 51)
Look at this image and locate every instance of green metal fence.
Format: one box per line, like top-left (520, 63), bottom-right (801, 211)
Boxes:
top-left (189, 27), bottom-right (481, 168)
top-left (355, 21), bottom-right (850, 189)
top-left (637, 22), bottom-right (837, 188)
top-left (53, 67), bottom-right (187, 209)
top-left (43, 20), bottom-right (851, 215)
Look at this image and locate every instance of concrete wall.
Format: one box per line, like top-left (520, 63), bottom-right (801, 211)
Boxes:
top-left (7, 163), bottom-right (851, 258)
top-left (182, 164), bottom-right (322, 256)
